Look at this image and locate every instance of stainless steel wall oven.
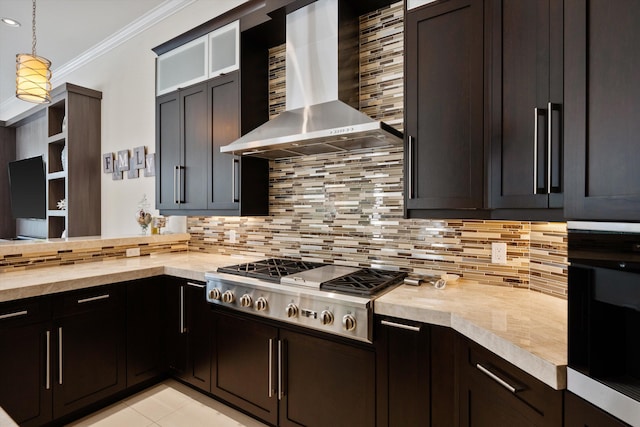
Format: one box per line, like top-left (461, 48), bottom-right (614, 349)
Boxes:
top-left (567, 223), bottom-right (640, 426)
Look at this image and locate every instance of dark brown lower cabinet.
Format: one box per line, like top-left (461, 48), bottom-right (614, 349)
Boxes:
top-left (280, 329), bottom-right (375, 427)
top-left (210, 309), bottom-right (376, 427)
top-left (376, 317), bottom-right (456, 427)
top-left (52, 285), bottom-right (126, 419)
top-left (0, 297), bottom-right (52, 427)
top-left (126, 278), bottom-right (167, 387)
top-left (564, 391), bottom-right (629, 427)
top-left (166, 279), bottom-right (212, 392)
top-left (211, 310), bottom-right (278, 426)
top-left (458, 336), bottom-right (562, 427)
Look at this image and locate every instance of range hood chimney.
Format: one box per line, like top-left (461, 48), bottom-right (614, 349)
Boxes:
top-left (220, 0), bottom-right (403, 160)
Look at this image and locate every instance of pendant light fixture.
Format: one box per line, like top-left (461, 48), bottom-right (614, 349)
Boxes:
top-left (16, 0), bottom-right (52, 104)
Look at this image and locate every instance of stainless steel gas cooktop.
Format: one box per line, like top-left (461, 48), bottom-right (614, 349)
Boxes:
top-left (204, 258), bottom-right (406, 343)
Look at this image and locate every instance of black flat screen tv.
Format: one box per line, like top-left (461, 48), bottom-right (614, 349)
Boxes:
top-left (7, 155), bottom-right (46, 219)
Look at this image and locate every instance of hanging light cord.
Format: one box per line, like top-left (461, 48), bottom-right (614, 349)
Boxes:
top-left (31, 0), bottom-right (37, 56)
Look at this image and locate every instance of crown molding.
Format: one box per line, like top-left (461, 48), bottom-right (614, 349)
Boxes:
top-left (1, 0), bottom-right (196, 122)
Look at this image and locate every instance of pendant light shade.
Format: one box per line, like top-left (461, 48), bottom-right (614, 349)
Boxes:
top-left (16, 53), bottom-right (52, 103)
top-left (16, 0), bottom-right (52, 104)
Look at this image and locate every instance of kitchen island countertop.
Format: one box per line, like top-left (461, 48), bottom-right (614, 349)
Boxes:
top-left (375, 280), bottom-right (567, 390)
top-left (0, 253), bottom-right (567, 390)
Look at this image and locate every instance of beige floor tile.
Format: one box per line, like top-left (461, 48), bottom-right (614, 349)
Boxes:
top-left (124, 383), bottom-right (192, 421)
top-left (65, 402), bottom-right (155, 427)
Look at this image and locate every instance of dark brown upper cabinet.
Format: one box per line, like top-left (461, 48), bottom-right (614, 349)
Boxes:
top-left (488, 0), bottom-right (563, 214)
top-left (564, 0), bottom-right (640, 221)
top-left (405, 0), bottom-right (485, 218)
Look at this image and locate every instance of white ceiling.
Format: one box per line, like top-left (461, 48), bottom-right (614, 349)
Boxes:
top-left (0, 0), bottom-right (183, 118)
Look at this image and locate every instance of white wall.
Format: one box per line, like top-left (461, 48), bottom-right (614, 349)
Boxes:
top-left (48, 0), bottom-right (246, 237)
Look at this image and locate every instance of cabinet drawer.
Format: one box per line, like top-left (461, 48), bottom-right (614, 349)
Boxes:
top-left (53, 285), bottom-right (120, 317)
top-left (0, 296), bottom-right (50, 328)
top-left (459, 337), bottom-right (562, 424)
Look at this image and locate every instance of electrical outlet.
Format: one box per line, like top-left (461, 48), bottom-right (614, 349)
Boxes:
top-left (126, 247), bottom-right (140, 257)
top-left (491, 242), bottom-right (507, 264)
top-left (229, 230), bottom-right (237, 244)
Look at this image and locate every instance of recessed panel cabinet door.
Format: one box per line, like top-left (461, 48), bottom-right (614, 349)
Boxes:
top-left (156, 92), bottom-right (180, 210)
top-left (53, 287), bottom-right (126, 419)
top-left (0, 307), bottom-right (52, 427)
top-left (564, 0), bottom-right (640, 220)
top-left (211, 311), bottom-right (278, 426)
top-left (208, 72), bottom-right (240, 211)
top-left (489, 0), bottom-right (563, 209)
top-left (279, 329), bottom-right (375, 427)
top-left (405, 0), bottom-right (484, 212)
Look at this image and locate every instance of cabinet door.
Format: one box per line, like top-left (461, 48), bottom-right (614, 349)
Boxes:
top-left (211, 310), bottom-right (278, 426)
top-left (156, 91), bottom-right (181, 210)
top-left (564, 0), bottom-right (640, 220)
top-left (376, 317), bottom-right (430, 427)
top-left (126, 278), bottom-right (166, 387)
top-left (489, 0), bottom-right (563, 210)
top-left (179, 83), bottom-right (209, 210)
top-left (280, 329), bottom-right (375, 427)
top-left (208, 72), bottom-right (241, 211)
top-left (405, 0), bottom-right (484, 212)
top-left (53, 286), bottom-right (126, 418)
top-left (165, 279), bottom-right (187, 377)
top-left (564, 391), bottom-right (628, 427)
top-left (183, 281), bottom-right (212, 392)
top-left (0, 299), bottom-right (52, 427)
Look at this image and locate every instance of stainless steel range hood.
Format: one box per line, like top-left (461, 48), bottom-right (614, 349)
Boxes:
top-left (220, 0), bottom-right (403, 160)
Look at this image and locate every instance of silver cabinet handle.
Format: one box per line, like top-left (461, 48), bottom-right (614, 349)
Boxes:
top-left (180, 285), bottom-right (185, 334)
top-left (547, 102), bottom-right (553, 194)
top-left (547, 102), bottom-right (562, 193)
top-left (408, 136), bottom-right (415, 200)
top-left (0, 310), bottom-right (28, 320)
top-left (268, 338), bottom-right (274, 398)
top-left (174, 165), bottom-right (179, 204)
top-left (533, 107), bottom-right (544, 194)
top-left (476, 363), bottom-right (519, 394)
top-left (381, 319), bottom-right (421, 332)
top-left (278, 340), bottom-right (283, 400)
top-left (186, 282), bottom-right (205, 289)
top-left (231, 158), bottom-right (240, 203)
top-left (46, 330), bottom-right (51, 390)
top-left (58, 327), bottom-right (63, 385)
top-left (77, 294), bottom-right (109, 304)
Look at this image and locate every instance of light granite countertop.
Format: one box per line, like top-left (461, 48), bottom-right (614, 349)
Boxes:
top-left (0, 252), bottom-right (567, 390)
top-left (0, 252), bottom-right (260, 303)
top-left (375, 280), bottom-right (567, 390)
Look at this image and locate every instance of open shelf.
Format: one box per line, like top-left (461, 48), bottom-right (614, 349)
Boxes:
top-left (47, 99), bottom-right (67, 137)
top-left (48, 215), bottom-right (66, 239)
top-left (48, 178), bottom-right (66, 211)
top-left (48, 140), bottom-right (67, 174)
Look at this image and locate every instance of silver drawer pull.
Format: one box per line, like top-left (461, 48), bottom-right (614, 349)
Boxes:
top-left (381, 319), bottom-right (421, 332)
top-left (77, 294), bottom-right (110, 304)
top-left (186, 282), bottom-right (205, 289)
top-left (476, 363), bottom-right (519, 394)
top-left (0, 310), bottom-right (28, 320)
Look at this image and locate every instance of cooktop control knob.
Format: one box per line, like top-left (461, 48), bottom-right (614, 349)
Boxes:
top-left (222, 290), bottom-right (235, 304)
top-left (239, 294), bottom-right (252, 308)
top-left (208, 288), bottom-right (221, 300)
top-left (255, 297), bottom-right (268, 311)
top-left (285, 303), bottom-right (298, 318)
top-left (320, 310), bottom-right (334, 325)
top-left (342, 314), bottom-right (357, 331)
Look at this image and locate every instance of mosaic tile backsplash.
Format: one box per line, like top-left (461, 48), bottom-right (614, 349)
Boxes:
top-left (0, 238), bottom-right (189, 273)
top-left (188, 1), bottom-right (568, 298)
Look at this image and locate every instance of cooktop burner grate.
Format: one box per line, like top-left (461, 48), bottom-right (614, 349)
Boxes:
top-left (320, 268), bottom-right (407, 296)
top-left (217, 258), bottom-right (327, 283)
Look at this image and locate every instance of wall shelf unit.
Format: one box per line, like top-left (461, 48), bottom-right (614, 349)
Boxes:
top-left (44, 84), bottom-right (102, 238)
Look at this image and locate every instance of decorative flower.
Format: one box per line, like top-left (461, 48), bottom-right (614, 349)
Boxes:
top-left (57, 199), bottom-right (67, 210)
